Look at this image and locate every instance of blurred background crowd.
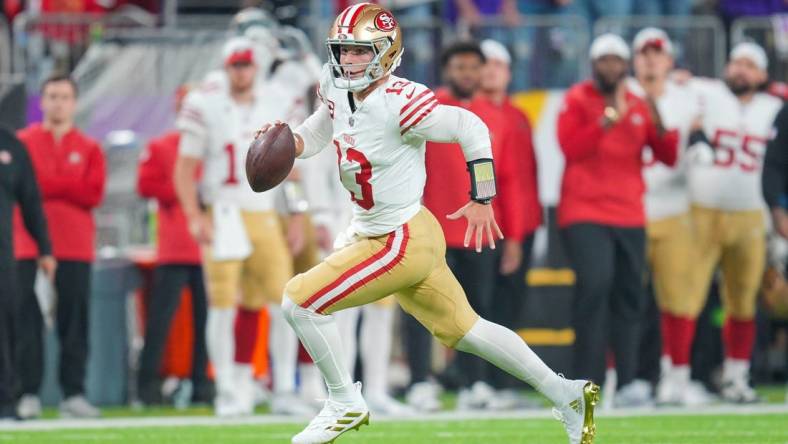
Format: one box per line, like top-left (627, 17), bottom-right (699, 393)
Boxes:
top-left (0, 0), bottom-right (787, 420)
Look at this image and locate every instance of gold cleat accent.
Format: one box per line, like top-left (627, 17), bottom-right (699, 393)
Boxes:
top-left (581, 382), bottom-right (600, 444)
top-left (325, 412), bottom-right (370, 444)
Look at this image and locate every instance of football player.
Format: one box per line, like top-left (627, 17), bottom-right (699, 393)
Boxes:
top-left (257, 4), bottom-right (599, 444)
top-left (686, 42), bottom-right (783, 403)
top-left (174, 37), bottom-right (308, 416)
top-left (627, 28), bottom-right (712, 406)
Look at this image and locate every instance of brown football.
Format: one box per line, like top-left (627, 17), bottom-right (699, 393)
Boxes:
top-left (245, 123), bottom-right (296, 192)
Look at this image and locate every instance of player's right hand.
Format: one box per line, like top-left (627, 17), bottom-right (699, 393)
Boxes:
top-left (254, 120), bottom-right (283, 139)
top-left (773, 208), bottom-right (788, 239)
top-left (188, 212), bottom-right (213, 246)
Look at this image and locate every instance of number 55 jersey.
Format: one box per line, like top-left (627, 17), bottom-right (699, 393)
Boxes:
top-left (688, 78), bottom-right (782, 211)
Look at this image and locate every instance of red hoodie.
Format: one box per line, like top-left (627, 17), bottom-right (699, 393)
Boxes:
top-left (424, 88), bottom-right (536, 249)
top-left (137, 131), bottom-right (201, 265)
top-left (556, 80), bottom-right (678, 228)
top-left (13, 123), bottom-right (106, 261)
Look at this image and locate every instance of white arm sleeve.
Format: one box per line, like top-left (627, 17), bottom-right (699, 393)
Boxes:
top-left (294, 103), bottom-right (334, 159)
top-left (178, 128), bottom-right (208, 159)
top-left (405, 104), bottom-right (493, 161)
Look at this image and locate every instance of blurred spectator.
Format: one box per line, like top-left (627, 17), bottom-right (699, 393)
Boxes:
top-left (13, 74), bottom-right (106, 419)
top-left (477, 39), bottom-right (542, 392)
top-left (634, 0), bottom-right (692, 17)
top-left (566, 0), bottom-right (634, 26)
top-left (685, 42), bottom-right (782, 403)
top-left (627, 28), bottom-right (713, 406)
top-left (0, 126), bottom-right (53, 419)
top-left (557, 34), bottom-right (677, 406)
top-left (135, 86), bottom-right (210, 407)
top-left (763, 102), bottom-right (788, 240)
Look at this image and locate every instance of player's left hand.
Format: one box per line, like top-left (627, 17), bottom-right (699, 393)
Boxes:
top-left (447, 201), bottom-right (504, 253)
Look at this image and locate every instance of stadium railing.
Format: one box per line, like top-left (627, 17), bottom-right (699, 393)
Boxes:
top-left (594, 14), bottom-right (726, 78)
top-left (731, 15), bottom-right (788, 84)
top-left (455, 14), bottom-right (592, 90)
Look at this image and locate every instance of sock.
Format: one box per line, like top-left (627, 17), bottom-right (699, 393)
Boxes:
top-left (333, 307), bottom-right (361, 373)
top-left (660, 312), bottom-right (674, 358)
top-left (206, 307), bottom-right (236, 395)
top-left (455, 317), bottom-right (572, 406)
top-left (722, 358), bottom-right (750, 383)
top-left (268, 303), bottom-right (299, 395)
top-left (671, 316), bottom-right (697, 366)
top-left (673, 365), bottom-right (690, 387)
top-left (282, 297), bottom-right (360, 404)
top-left (234, 308), bottom-right (260, 364)
top-left (723, 318), bottom-right (755, 361)
top-left (361, 305), bottom-right (393, 397)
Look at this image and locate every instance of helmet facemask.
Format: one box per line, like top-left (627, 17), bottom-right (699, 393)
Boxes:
top-left (326, 38), bottom-right (400, 92)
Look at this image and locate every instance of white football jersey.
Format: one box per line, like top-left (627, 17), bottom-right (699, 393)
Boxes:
top-left (299, 65), bottom-right (490, 237)
top-left (627, 78), bottom-right (701, 220)
top-left (177, 76), bottom-right (302, 211)
top-left (687, 79), bottom-right (782, 211)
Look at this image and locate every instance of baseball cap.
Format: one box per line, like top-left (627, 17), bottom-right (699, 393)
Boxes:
top-left (590, 33), bottom-right (630, 61)
top-left (633, 27), bottom-right (673, 55)
top-left (480, 39), bottom-right (511, 65)
top-left (730, 42), bottom-right (768, 71)
top-left (223, 36), bottom-right (256, 65)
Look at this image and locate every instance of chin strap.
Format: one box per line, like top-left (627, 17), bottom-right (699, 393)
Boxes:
top-left (467, 158), bottom-right (496, 204)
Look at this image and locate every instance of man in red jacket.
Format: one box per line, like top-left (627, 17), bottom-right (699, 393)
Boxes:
top-left (557, 34), bottom-right (677, 406)
top-left (12, 74), bottom-right (106, 419)
top-left (421, 40), bottom-right (536, 409)
top-left (135, 86), bottom-right (210, 406)
top-left (478, 39), bottom-right (542, 392)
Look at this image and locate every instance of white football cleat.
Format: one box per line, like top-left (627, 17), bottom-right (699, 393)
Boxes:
top-left (17, 394), bottom-right (42, 420)
top-left (613, 380), bottom-right (654, 408)
top-left (405, 381), bottom-right (442, 412)
top-left (291, 383), bottom-right (369, 444)
top-left (552, 380), bottom-right (600, 444)
top-left (721, 378), bottom-right (760, 404)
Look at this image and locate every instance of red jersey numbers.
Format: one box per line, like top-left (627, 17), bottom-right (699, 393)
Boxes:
top-left (711, 129), bottom-right (766, 172)
top-left (223, 143), bottom-right (239, 185)
top-left (385, 80), bottom-right (412, 96)
top-left (333, 139), bottom-right (374, 210)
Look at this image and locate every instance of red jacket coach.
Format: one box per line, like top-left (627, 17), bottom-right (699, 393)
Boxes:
top-left (12, 75), bottom-right (105, 418)
top-left (558, 34), bottom-right (677, 402)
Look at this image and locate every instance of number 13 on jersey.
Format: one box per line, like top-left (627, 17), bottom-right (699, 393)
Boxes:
top-left (333, 139), bottom-right (375, 210)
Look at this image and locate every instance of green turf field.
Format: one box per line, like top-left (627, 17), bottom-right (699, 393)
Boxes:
top-left (4, 413), bottom-right (788, 444)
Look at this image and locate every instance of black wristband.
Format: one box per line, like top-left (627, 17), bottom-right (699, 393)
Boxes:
top-left (688, 129), bottom-right (711, 147)
top-left (467, 158), bottom-right (496, 204)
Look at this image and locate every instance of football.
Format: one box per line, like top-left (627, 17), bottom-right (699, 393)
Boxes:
top-left (245, 122), bottom-right (296, 192)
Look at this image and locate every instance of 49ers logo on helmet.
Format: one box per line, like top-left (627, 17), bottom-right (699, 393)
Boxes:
top-left (374, 11), bottom-right (397, 32)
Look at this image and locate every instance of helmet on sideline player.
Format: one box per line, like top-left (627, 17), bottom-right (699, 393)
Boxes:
top-left (326, 3), bottom-right (403, 92)
top-left (231, 7), bottom-right (278, 34)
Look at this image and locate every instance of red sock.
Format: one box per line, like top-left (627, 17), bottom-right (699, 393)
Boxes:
top-left (234, 308), bottom-right (260, 364)
top-left (660, 312), bottom-right (674, 359)
top-left (671, 316), bottom-right (697, 366)
top-left (723, 318), bottom-right (755, 361)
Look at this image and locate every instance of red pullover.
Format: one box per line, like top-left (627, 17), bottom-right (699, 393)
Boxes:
top-left (557, 80), bottom-right (678, 228)
top-left (14, 123), bottom-right (105, 261)
top-left (137, 131), bottom-right (201, 265)
top-left (424, 88), bottom-right (536, 248)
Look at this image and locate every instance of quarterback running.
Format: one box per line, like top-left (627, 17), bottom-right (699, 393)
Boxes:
top-left (256, 4), bottom-right (599, 444)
